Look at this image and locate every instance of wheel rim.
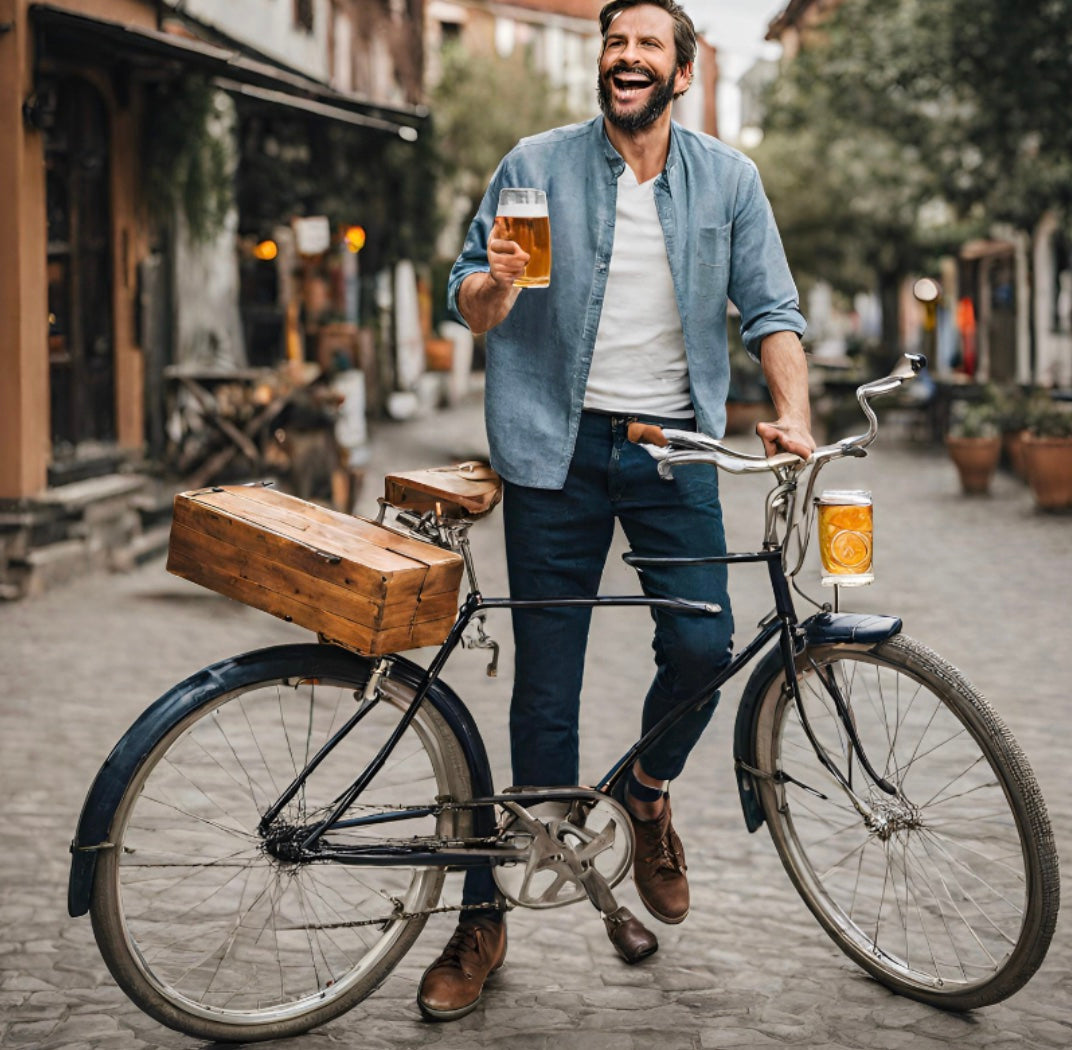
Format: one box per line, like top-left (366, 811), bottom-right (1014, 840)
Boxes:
top-left (762, 645), bottom-right (1035, 998)
top-left (103, 673), bottom-right (458, 1028)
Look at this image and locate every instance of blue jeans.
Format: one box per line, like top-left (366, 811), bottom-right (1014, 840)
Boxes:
top-left (463, 411), bottom-right (734, 907)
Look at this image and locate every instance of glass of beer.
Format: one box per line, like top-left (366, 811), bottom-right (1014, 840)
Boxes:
top-left (816, 490), bottom-right (874, 586)
top-left (496, 188), bottom-right (551, 288)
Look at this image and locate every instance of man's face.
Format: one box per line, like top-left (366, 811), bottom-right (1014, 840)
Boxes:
top-left (598, 5), bottom-right (690, 133)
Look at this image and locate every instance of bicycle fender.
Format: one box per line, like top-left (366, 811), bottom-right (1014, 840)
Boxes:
top-left (732, 612), bottom-right (902, 833)
top-left (68, 643), bottom-right (494, 918)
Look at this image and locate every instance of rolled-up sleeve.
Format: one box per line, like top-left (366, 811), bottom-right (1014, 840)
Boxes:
top-left (728, 165), bottom-right (806, 358)
top-left (446, 159), bottom-right (510, 326)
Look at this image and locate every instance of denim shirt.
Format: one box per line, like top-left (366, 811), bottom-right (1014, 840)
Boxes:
top-left (447, 116), bottom-right (806, 489)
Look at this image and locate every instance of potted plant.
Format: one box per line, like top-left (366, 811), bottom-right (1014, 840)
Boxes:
top-left (946, 401), bottom-right (1002, 495)
top-left (1022, 399), bottom-right (1072, 511)
top-left (993, 385), bottom-right (1031, 480)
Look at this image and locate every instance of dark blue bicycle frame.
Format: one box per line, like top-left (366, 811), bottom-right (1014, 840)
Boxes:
top-left (267, 544), bottom-right (828, 870)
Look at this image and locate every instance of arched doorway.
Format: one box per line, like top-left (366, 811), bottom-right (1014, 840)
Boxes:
top-left (45, 75), bottom-right (115, 461)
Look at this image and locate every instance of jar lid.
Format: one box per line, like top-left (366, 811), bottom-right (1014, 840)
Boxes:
top-left (817, 489), bottom-right (872, 505)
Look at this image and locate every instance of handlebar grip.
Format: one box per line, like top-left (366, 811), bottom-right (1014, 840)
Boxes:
top-left (627, 423), bottom-right (668, 447)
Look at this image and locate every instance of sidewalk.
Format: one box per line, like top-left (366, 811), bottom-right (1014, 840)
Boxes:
top-left (1, 391), bottom-right (1068, 1050)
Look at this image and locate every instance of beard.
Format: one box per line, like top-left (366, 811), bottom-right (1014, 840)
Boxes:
top-left (597, 64), bottom-right (677, 132)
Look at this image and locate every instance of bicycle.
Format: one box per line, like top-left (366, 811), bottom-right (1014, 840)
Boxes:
top-left (68, 354), bottom-right (1059, 1042)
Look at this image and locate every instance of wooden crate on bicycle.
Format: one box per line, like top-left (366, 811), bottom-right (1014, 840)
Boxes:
top-left (167, 484), bottom-right (463, 655)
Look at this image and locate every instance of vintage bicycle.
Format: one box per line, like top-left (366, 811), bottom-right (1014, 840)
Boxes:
top-left (68, 354), bottom-right (1059, 1042)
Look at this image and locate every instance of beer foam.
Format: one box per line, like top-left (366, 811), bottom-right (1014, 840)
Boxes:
top-left (497, 202), bottom-right (548, 218)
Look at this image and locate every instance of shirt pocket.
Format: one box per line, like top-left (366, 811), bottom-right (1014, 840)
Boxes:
top-left (698, 222), bottom-right (732, 272)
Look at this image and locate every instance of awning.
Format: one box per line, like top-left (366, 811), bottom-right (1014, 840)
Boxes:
top-left (29, 3), bottom-right (426, 140)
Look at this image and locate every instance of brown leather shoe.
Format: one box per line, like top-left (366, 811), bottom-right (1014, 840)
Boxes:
top-left (417, 915), bottom-right (507, 1021)
top-left (631, 797), bottom-right (689, 924)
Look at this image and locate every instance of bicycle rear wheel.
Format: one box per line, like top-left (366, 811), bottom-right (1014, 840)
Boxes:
top-left (752, 634), bottom-right (1058, 1009)
top-left (90, 648), bottom-right (475, 1041)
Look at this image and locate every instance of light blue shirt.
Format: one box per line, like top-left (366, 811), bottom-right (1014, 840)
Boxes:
top-left (448, 116), bottom-right (806, 489)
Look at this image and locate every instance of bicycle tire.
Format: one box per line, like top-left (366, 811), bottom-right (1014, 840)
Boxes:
top-left (751, 634), bottom-right (1058, 1009)
top-left (90, 648), bottom-right (475, 1042)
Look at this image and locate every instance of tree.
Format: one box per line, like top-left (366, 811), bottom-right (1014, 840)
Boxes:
top-left (752, 0), bottom-right (1072, 346)
top-left (430, 45), bottom-right (584, 253)
top-left (753, 4), bottom-right (948, 349)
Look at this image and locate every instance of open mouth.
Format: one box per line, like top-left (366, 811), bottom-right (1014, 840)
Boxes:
top-left (609, 67), bottom-right (654, 102)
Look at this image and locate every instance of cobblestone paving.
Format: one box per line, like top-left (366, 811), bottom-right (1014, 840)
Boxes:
top-left (1, 393), bottom-right (1069, 1049)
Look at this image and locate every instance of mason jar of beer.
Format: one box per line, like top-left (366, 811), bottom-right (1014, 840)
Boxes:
top-left (816, 490), bottom-right (874, 586)
top-left (497, 188), bottom-right (552, 288)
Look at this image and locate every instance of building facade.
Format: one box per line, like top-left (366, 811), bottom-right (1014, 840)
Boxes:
top-left (0, 0), bottom-right (426, 596)
top-left (425, 0), bottom-right (717, 134)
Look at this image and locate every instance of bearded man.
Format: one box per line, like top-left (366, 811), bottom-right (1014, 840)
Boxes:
top-left (418, 0), bottom-right (814, 1020)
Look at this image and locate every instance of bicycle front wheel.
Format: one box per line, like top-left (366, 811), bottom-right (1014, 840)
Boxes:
top-left (752, 634), bottom-right (1058, 1009)
top-left (90, 648), bottom-right (475, 1042)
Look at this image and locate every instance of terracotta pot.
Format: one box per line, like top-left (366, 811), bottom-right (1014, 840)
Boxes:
top-left (425, 338), bottom-right (453, 373)
top-left (1003, 429), bottom-right (1029, 480)
top-left (946, 435), bottom-right (1001, 495)
top-left (1022, 435), bottom-right (1072, 510)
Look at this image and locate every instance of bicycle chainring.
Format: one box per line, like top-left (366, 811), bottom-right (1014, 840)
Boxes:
top-left (491, 791), bottom-right (634, 909)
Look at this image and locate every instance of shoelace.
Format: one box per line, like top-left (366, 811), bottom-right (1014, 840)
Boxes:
top-left (653, 832), bottom-right (686, 876)
top-left (638, 817), bottom-right (686, 876)
top-left (435, 924), bottom-right (489, 973)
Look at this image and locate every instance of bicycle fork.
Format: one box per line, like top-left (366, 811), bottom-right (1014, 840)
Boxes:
top-left (764, 550), bottom-right (897, 822)
top-left (778, 631), bottom-right (898, 820)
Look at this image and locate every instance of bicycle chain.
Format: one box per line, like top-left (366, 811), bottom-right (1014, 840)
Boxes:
top-left (303, 899), bottom-right (507, 931)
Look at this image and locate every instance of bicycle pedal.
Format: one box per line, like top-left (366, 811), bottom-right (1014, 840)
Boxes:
top-left (603, 906), bottom-right (658, 964)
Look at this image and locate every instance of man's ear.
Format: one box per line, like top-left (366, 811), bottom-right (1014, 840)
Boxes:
top-left (674, 62), bottom-right (694, 97)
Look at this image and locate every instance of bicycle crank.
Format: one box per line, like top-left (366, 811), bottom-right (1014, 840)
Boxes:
top-left (491, 788), bottom-right (634, 910)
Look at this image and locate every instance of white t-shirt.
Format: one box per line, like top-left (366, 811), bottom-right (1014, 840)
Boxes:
top-left (584, 166), bottom-right (692, 418)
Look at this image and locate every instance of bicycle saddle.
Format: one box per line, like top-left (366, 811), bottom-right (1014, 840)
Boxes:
top-left (384, 461), bottom-right (503, 519)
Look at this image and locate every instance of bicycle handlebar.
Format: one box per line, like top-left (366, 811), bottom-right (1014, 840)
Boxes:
top-left (628, 353), bottom-right (927, 477)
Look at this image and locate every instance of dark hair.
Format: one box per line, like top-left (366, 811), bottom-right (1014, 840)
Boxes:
top-left (598, 0), bottom-right (697, 72)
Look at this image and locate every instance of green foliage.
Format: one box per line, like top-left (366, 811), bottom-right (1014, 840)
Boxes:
top-left (143, 76), bottom-right (233, 243)
top-left (430, 45), bottom-right (584, 237)
top-left (948, 400), bottom-right (1001, 439)
top-left (1026, 398), bottom-right (1072, 439)
top-left (990, 384), bottom-right (1031, 433)
top-left (752, 0), bottom-right (1072, 297)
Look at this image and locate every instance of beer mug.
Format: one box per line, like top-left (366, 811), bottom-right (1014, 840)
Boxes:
top-left (496, 188), bottom-right (552, 288)
top-left (816, 490), bottom-right (874, 586)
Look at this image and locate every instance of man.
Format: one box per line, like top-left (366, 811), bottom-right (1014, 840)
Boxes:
top-left (418, 0), bottom-right (814, 1020)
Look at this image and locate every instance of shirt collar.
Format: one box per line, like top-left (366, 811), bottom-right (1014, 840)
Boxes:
top-left (596, 117), bottom-right (681, 189)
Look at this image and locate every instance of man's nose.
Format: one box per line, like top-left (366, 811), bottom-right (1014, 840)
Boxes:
top-left (617, 38), bottom-right (643, 66)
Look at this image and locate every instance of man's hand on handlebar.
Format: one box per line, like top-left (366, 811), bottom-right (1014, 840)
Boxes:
top-left (756, 417), bottom-right (816, 462)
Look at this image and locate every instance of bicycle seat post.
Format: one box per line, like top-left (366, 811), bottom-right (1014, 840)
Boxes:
top-left (441, 519), bottom-right (480, 596)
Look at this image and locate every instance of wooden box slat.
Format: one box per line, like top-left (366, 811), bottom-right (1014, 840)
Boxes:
top-left (167, 486), bottom-right (463, 655)
top-left (186, 485), bottom-right (461, 597)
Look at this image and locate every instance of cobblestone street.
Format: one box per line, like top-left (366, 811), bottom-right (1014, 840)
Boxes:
top-left (2, 391), bottom-right (1069, 1050)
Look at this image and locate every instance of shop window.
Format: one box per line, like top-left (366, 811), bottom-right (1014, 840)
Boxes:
top-left (44, 76), bottom-right (115, 452)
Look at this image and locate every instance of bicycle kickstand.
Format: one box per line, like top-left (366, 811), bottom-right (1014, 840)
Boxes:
top-left (576, 864), bottom-right (658, 965)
